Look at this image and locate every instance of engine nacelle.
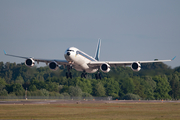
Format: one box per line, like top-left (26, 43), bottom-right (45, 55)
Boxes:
top-left (25, 58), bottom-right (35, 67)
top-left (100, 63), bottom-right (110, 73)
top-left (49, 61), bottom-right (58, 71)
top-left (131, 62), bottom-right (141, 72)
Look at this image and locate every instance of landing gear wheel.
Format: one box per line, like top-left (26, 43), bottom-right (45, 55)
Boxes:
top-left (66, 72), bottom-right (72, 79)
top-left (84, 73), bottom-right (87, 78)
top-left (66, 65), bottom-right (72, 79)
top-left (95, 72), bottom-right (101, 80)
top-left (81, 72), bottom-right (87, 78)
top-left (81, 73), bottom-right (83, 78)
top-left (98, 73), bottom-right (101, 80)
top-left (66, 72), bottom-right (69, 79)
top-left (69, 72), bottom-right (72, 79)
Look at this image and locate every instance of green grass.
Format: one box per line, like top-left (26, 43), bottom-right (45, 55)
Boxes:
top-left (0, 102), bottom-right (180, 120)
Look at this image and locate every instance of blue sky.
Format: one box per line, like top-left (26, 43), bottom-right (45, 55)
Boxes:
top-left (0, 0), bottom-right (179, 68)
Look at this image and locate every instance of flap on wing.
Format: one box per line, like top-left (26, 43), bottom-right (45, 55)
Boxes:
top-left (4, 50), bottom-right (69, 66)
top-left (88, 58), bottom-right (173, 68)
top-left (34, 59), bottom-right (69, 65)
top-left (88, 61), bottom-right (133, 68)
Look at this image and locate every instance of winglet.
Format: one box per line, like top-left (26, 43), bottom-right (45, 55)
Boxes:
top-left (94, 39), bottom-right (101, 61)
top-left (3, 50), bottom-right (7, 55)
top-left (171, 56), bottom-right (176, 61)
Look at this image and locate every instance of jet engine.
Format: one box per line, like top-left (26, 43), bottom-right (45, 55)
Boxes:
top-left (49, 61), bottom-right (59, 71)
top-left (131, 62), bottom-right (141, 72)
top-left (100, 63), bottom-right (110, 73)
top-left (25, 58), bottom-right (35, 67)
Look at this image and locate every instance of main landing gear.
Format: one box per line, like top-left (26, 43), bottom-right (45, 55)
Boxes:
top-left (65, 66), bottom-right (101, 80)
top-left (66, 72), bottom-right (72, 79)
top-left (81, 71), bottom-right (87, 78)
top-left (95, 72), bottom-right (101, 80)
top-left (66, 65), bottom-right (72, 79)
top-left (81, 70), bottom-right (101, 79)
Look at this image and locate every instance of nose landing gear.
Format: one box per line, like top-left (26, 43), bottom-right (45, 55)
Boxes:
top-left (66, 65), bottom-right (72, 79)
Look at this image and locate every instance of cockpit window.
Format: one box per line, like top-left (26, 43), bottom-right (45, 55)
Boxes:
top-left (67, 50), bottom-right (74, 52)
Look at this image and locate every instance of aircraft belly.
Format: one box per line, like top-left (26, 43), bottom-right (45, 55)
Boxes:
top-left (73, 66), bottom-right (98, 73)
top-left (86, 68), bottom-right (98, 73)
top-left (73, 55), bottom-right (98, 73)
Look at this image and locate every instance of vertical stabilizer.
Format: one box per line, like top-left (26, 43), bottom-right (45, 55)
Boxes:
top-left (94, 39), bottom-right (101, 61)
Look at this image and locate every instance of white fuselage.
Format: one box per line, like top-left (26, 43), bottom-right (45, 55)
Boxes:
top-left (64, 47), bottom-right (98, 73)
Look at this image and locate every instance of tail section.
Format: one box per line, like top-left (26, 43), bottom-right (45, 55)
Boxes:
top-left (94, 39), bottom-right (101, 61)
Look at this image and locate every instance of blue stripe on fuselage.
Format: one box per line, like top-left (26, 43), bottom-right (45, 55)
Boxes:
top-left (77, 51), bottom-right (96, 61)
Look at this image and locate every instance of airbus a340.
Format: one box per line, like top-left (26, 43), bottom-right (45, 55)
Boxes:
top-left (4, 39), bottom-right (176, 79)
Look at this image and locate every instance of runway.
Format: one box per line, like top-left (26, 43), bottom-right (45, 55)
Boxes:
top-left (0, 100), bottom-right (180, 105)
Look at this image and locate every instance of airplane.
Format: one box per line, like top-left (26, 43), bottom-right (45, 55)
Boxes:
top-left (4, 39), bottom-right (176, 79)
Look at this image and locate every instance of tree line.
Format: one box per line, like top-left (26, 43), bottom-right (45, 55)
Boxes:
top-left (0, 61), bottom-right (180, 100)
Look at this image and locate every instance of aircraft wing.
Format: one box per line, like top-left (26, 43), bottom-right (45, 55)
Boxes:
top-left (88, 56), bottom-right (176, 68)
top-left (33, 59), bottom-right (69, 65)
top-left (3, 50), bottom-right (69, 65)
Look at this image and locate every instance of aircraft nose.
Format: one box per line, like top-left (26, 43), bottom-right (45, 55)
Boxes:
top-left (67, 52), bottom-right (70, 56)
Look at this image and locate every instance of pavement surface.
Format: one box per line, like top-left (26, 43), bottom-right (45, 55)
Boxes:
top-left (0, 100), bottom-right (180, 105)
